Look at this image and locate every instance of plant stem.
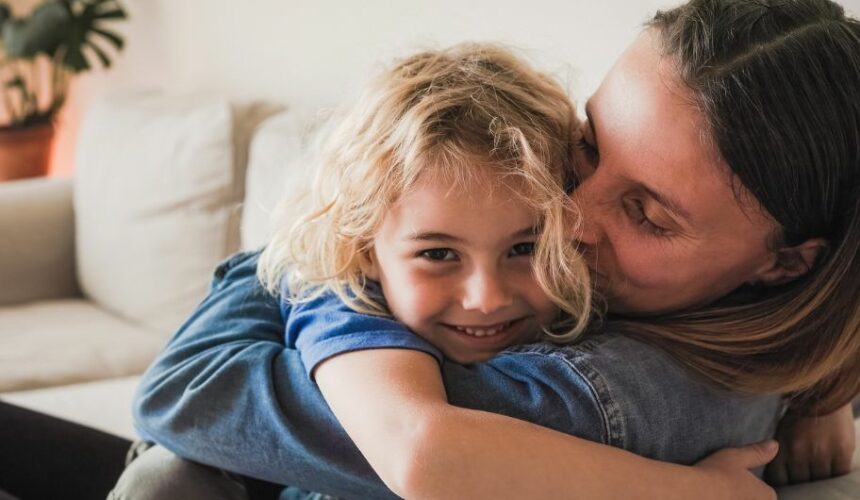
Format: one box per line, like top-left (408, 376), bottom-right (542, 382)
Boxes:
top-left (0, 59), bottom-right (9, 125)
top-left (6, 62), bottom-right (23, 124)
top-left (51, 51), bottom-right (68, 115)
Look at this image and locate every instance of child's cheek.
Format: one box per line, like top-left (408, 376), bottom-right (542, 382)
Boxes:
top-left (400, 269), bottom-right (454, 319)
top-left (517, 274), bottom-right (559, 326)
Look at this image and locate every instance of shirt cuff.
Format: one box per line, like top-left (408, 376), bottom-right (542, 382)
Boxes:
top-left (299, 331), bottom-right (443, 380)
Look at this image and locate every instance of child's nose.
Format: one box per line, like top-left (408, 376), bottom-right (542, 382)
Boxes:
top-left (461, 270), bottom-right (514, 314)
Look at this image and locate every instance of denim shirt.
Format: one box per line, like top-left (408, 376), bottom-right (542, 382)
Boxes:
top-left (133, 251), bottom-right (785, 499)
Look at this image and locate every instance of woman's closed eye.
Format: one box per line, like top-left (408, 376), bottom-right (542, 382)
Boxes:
top-left (576, 136), bottom-right (600, 166)
top-left (419, 248), bottom-right (458, 261)
top-left (575, 120), bottom-right (600, 168)
top-left (623, 198), bottom-right (670, 237)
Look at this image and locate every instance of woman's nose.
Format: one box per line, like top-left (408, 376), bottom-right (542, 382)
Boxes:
top-left (461, 269), bottom-right (513, 314)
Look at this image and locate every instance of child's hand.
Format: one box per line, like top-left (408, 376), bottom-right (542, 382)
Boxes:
top-left (765, 403), bottom-right (856, 485)
top-left (694, 440), bottom-right (779, 500)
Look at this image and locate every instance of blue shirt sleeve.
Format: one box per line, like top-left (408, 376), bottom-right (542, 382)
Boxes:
top-left (282, 289), bottom-right (443, 379)
top-left (133, 250), bottom-right (608, 497)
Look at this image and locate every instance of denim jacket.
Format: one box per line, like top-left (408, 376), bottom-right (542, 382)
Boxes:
top-left (133, 250), bottom-right (784, 499)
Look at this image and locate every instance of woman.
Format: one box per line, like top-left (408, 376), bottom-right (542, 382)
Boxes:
top-left (128, 0), bottom-right (859, 498)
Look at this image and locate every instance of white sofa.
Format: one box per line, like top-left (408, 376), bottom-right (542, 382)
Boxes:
top-left (0, 92), bottom-right (305, 434)
top-left (0, 93), bottom-right (856, 499)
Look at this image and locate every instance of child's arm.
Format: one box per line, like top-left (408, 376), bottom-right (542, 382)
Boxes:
top-left (765, 403), bottom-right (855, 485)
top-left (315, 349), bottom-right (779, 500)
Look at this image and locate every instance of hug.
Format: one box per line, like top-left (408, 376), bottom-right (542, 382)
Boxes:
top-left (2, 0), bottom-right (857, 499)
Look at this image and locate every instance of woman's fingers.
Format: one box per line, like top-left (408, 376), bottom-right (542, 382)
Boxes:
top-left (833, 447), bottom-right (854, 477)
top-left (831, 422), bottom-right (856, 476)
top-left (787, 454), bottom-right (811, 483)
top-left (771, 404), bottom-right (856, 484)
top-left (810, 448), bottom-right (832, 481)
top-left (706, 440), bottom-right (779, 470)
top-left (695, 442), bottom-right (779, 500)
top-left (764, 448), bottom-right (789, 486)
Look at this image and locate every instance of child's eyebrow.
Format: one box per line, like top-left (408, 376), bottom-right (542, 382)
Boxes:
top-left (408, 232), bottom-right (463, 243)
top-left (511, 226), bottom-right (541, 239)
top-left (408, 226), bottom-right (540, 243)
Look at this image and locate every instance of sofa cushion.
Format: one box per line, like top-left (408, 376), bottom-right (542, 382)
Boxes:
top-left (74, 92), bottom-right (251, 334)
top-left (241, 109), bottom-right (323, 251)
top-left (1, 375), bottom-right (141, 440)
top-left (0, 299), bottom-right (165, 392)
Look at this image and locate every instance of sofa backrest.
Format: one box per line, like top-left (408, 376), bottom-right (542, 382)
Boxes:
top-left (73, 92), bottom-right (273, 335)
top-left (241, 109), bottom-right (323, 251)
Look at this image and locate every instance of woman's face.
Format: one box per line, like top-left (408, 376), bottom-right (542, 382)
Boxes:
top-left (571, 31), bottom-right (783, 315)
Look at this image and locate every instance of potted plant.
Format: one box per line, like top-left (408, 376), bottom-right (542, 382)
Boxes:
top-left (0, 0), bottom-right (126, 181)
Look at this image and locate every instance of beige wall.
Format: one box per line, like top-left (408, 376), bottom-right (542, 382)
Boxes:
top-left (8, 0), bottom-right (860, 175)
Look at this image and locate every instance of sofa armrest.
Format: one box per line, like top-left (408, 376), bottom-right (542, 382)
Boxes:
top-left (0, 177), bottom-right (80, 305)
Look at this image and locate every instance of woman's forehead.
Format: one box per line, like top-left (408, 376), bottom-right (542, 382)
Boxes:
top-left (583, 32), bottom-right (776, 235)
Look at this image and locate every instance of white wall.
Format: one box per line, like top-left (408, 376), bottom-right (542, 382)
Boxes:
top-left (8, 0), bottom-right (860, 174)
top-left (85, 0), bottom-right (677, 104)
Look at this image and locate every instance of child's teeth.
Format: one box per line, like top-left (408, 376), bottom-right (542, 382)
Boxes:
top-left (457, 322), bottom-right (511, 337)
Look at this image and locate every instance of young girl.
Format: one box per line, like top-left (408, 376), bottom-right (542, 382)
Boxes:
top-left (260, 42), bottom-right (590, 369)
top-left (115, 42), bottom-right (782, 500)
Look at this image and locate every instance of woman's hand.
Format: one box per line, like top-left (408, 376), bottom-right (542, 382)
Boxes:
top-left (695, 441), bottom-right (779, 500)
top-left (765, 403), bottom-right (856, 485)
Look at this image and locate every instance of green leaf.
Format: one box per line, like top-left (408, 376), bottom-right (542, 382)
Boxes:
top-left (0, 3), bottom-right (11, 27)
top-left (62, 46), bottom-right (89, 72)
top-left (57, 1), bottom-right (126, 72)
top-left (1, 0), bottom-right (127, 125)
top-left (2, 3), bottom-right (70, 58)
top-left (90, 26), bottom-right (123, 50)
top-left (91, 8), bottom-right (126, 20)
top-left (83, 38), bottom-right (111, 68)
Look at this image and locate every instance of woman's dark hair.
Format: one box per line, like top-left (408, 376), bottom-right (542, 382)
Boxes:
top-left (626, 0), bottom-right (860, 415)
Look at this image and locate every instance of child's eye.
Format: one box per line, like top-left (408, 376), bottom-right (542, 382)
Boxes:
top-left (419, 248), bottom-right (458, 261)
top-left (509, 242), bottom-right (536, 257)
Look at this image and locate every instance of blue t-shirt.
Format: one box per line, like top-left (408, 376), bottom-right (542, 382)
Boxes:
top-left (282, 283), bottom-right (443, 378)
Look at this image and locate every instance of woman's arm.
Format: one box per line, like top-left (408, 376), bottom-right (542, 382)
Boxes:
top-left (315, 348), bottom-right (778, 500)
top-left (132, 252), bottom-right (397, 498)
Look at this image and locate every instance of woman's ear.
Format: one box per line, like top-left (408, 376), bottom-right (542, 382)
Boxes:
top-left (755, 238), bottom-right (828, 286)
top-left (359, 247), bottom-right (380, 281)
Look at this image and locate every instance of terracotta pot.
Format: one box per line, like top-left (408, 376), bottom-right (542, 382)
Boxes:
top-left (0, 123), bottom-right (54, 182)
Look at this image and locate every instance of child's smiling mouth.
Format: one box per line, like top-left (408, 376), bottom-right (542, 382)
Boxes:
top-left (440, 317), bottom-right (527, 338)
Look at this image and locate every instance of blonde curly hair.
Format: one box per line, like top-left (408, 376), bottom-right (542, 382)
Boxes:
top-left (259, 42), bottom-right (592, 342)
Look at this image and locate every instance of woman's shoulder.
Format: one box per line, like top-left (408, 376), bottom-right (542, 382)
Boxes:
top-left (503, 333), bottom-right (786, 464)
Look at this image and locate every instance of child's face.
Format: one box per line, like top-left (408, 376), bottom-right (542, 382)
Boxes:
top-left (363, 173), bottom-right (559, 364)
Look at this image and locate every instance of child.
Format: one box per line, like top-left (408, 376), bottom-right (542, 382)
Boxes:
top-left (113, 43), bottom-right (781, 500)
top-left (259, 42), bottom-right (590, 368)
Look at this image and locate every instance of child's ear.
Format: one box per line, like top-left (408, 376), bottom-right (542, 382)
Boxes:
top-left (754, 238), bottom-right (828, 286)
top-left (359, 248), bottom-right (380, 281)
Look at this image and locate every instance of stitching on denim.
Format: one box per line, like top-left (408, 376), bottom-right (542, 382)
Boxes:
top-left (498, 347), bottom-right (620, 447)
